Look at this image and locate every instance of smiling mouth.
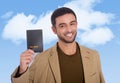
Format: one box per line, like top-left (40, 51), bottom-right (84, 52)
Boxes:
top-left (65, 33), bottom-right (73, 37)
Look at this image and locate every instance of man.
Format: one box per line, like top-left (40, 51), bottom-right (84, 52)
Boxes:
top-left (11, 7), bottom-right (105, 83)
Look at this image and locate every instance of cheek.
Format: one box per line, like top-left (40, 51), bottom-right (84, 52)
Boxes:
top-left (70, 27), bottom-right (77, 33)
top-left (74, 28), bottom-right (77, 32)
top-left (73, 26), bottom-right (77, 31)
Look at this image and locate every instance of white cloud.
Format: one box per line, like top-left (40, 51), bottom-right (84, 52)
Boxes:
top-left (79, 27), bottom-right (114, 45)
top-left (2, 0), bottom-right (115, 46)
top-left (2, 13), bottom-right (36, 44)
top-left (2, 12), bottom-right (57, 45)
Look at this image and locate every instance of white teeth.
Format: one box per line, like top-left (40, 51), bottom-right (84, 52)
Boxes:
top-left (66, 33), bottom-right (72, 37)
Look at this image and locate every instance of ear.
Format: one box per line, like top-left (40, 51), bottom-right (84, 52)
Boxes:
top-left (51, 26), bottom-right (57, 34)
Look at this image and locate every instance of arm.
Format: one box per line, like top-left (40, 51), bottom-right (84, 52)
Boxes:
top-left (11, 49), bottom-right (34, 83)
top-left (11, 67), bottom-right (29, 83)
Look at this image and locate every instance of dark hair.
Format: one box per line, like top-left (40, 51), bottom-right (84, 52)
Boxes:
top-left (51, 7), bottom-right (77, 26)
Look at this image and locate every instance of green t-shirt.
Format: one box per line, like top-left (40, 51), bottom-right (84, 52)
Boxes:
top-left (57, 43), bottom-right (84, 83)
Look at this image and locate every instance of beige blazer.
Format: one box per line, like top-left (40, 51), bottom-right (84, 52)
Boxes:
top-left (11, 44), bottom-right (105, 83)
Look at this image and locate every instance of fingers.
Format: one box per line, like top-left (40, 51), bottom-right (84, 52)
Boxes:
top-left (21, 49), bottom-right (34, 63)
top-left (22, 49), bottom-right (34, 56)
top-left (19, 49), bottom-right (35, 74)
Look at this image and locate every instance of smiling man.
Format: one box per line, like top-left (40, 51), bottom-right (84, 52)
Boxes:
top-left (11, 7), bottom-right (105, 83)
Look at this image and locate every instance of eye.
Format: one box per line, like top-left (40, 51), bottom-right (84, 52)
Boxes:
top-left (59, 24), bottom-right (66, 28)
top-left (70, 21), bottom-right (77, 26)
top-left (70, 22), bottom-right (75, 25)
top-left (70, 23), bottom-right (74, 25)
top-left (60, 25), bottom-right (64, 28)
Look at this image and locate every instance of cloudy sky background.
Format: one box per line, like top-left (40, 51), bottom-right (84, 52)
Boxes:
top-left (0, 0), bottom-right (120, 83)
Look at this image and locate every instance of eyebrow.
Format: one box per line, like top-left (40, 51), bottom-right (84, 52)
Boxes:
top-left (59, 23), bottom-right (66, 26)
top-left (70, 20), bottom-right (77, 23)
top-left (58, 20), bottom-right (77, 26)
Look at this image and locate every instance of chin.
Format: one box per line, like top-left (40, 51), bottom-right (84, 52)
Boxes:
top-left (64, 39), bottom-right (75, 43)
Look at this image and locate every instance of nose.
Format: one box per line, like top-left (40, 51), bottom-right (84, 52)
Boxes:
top-left (66, 25), bottom-right (72, 32)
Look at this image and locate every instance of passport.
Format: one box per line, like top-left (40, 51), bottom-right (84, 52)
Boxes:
top-left (26, 29), bottom-right (43, 52)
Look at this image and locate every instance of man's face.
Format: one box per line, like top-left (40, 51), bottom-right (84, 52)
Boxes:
top-left (52, 14), bottom-right (77, 43)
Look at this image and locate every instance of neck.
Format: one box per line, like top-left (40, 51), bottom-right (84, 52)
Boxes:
top-left (58, 41), bottom-right (77, 55)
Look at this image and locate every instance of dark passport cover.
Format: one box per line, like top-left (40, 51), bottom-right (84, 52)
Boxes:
top-left (26, 29), bottom-right (43, 52)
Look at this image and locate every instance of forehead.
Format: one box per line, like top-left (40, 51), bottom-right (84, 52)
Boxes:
top-left (55, 14), bottom-right (76, 24)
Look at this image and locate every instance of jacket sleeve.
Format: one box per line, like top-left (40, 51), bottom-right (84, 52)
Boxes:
top-left (11, 67), bottom-right (29, 83)
top-left (11, 53), bottom-right (39, 83)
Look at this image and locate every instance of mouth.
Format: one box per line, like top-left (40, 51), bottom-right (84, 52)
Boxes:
top-left (65, 33), bottom-right (73, 38)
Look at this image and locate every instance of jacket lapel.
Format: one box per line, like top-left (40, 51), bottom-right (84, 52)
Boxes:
top-left (48, 45), bottom-right (61, 83)
top-left (80, 46), bottom-right (94, 82)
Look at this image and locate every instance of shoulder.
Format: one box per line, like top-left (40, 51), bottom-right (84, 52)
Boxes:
top-left (78, 44), bottom-right (101, 62)
top-left (77, 43), bottom-right (99, 56)
top-left (80, 45), bottom-right (97, 53)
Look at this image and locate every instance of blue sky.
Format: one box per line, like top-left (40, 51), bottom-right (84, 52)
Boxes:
top-left (0, 0), bottom-right (120, 83)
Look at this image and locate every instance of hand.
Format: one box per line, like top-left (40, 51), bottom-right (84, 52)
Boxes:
top-left (19, 49), bottom-right (34, 74)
